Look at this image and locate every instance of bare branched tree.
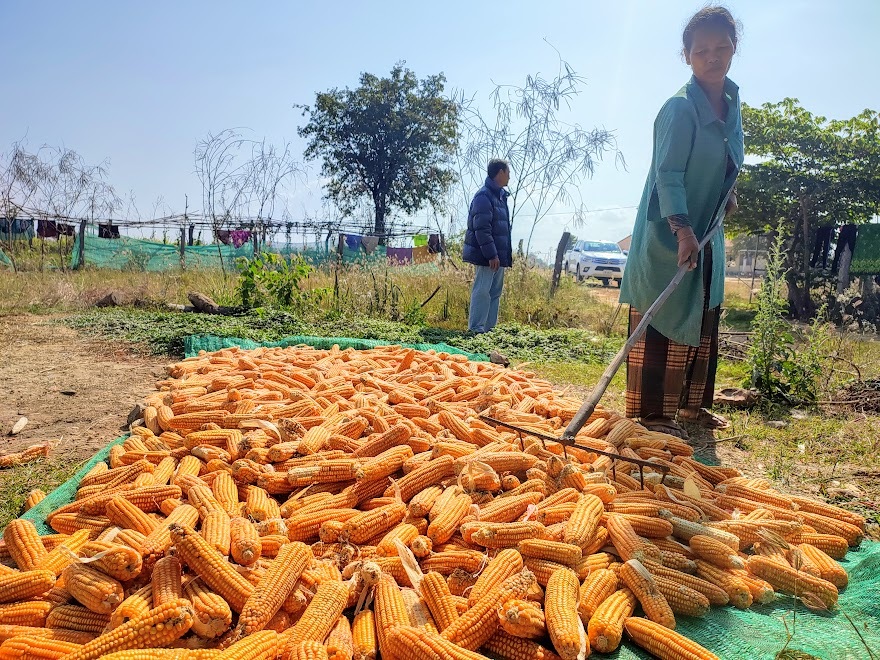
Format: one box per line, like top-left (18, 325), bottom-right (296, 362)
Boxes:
top-left (0, 141), bottom-right (120, 270)
top-left (453, 47), bottom-right (623, 255)
top-left (195, 129), bottom-right (304, 257)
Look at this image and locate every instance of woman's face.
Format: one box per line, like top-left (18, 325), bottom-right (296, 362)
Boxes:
top-left (686, 27), bottom-right (735, 86)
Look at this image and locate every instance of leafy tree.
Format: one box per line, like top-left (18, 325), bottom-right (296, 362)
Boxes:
top-left (297, 63), bottom-right (458, 241)
top-left (729, 99), bottom-right (880, 318)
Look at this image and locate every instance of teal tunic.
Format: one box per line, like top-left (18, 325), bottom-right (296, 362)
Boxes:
top-left (619, 76), bottom-right (744, 346)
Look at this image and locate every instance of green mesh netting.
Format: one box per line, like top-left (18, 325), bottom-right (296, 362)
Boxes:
top-left (70, 233), bottom-right (254, 271)
top-left (851, 224), bottom-right (880, 276)
top-left (69, 234), bottom-right (442, 271)
top-left (0, 246), bottom-right (11, 268)
top-left (184, 333), bottom-right (487, 361)
top-left (20, 336), bottom-right (880, 659)
top-left (21, 435), bottom-right (128, 536)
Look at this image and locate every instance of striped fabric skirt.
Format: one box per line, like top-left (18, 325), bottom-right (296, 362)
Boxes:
top-left (625, 247), bottom-right (720, 420)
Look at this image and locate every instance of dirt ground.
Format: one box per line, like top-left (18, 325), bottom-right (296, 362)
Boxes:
top-left (0, 315), bottom-right (167, 462)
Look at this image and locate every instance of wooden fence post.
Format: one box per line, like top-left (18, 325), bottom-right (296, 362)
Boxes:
top-left (179, 227), bottom-right (186, 269)
top-left (75, 220), bottom-right (86, 269)
top-left (550, 232), bottom-right (571, 296)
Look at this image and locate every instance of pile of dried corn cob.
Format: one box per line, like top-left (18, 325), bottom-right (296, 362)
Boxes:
top-left (0, 345), bottom-right (866, 660)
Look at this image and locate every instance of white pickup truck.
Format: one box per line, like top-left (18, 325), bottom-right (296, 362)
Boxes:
top-left (563, 240), bottom-right (628, 286)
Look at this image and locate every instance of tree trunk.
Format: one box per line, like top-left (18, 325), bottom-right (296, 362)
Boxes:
top-left (799, 196), bottom-right (812, 318)
top-left (550, 232), bottom-right (571, 297)
top-left (373, 193), bottom-right (387, 245)
top-left (837, 243), bottom-right (852, 294)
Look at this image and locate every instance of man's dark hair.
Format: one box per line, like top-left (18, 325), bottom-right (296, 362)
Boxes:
top-left (487, 159), bottom-right (509, 180)
top-left (682, 5), bottom-right (741, 52)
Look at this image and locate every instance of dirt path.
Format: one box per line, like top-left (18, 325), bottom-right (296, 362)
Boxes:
top-left (0, 315), bottom-right (167, 462)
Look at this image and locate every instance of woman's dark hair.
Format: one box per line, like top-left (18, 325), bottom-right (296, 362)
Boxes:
top-left (682, 5), bottom-right (741, 52)
top-left (487, 159), bottom-right (509, 179)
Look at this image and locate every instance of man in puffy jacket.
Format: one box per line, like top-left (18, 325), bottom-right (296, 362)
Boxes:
top-left (463, 159), bottom-right (513, 333)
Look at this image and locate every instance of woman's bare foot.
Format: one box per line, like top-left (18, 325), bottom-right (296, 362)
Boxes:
top-left (678, 408), bottom-right (730, 430)
top-left (639, 417), bottom-right (689, 439)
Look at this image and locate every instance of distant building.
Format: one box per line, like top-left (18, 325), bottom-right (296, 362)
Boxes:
top-left (618, 235), bottom-right (631, 252)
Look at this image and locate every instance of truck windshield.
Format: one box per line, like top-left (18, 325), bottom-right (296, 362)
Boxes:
top-left (581, 242), bottom-right (621, 253)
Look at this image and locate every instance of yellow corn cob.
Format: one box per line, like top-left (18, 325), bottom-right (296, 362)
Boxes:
top-left (3, 519), bottom-right (48, 571)
top-left (151, 556), bottom-right (183, 607)
top-left (61, 563), bottom-right (124, 615)
top-left (441, 570), bottom-right (534, 650)
top-left (0, 635), bottom-right (82, 659)
top-left (605, 514), bottom-right (662, 564)
top-left (789, 532), bottom-right (849, 560)
top-left (563, 495), bottom-right (604, 550)
top-left (577, 568), bottom-right (618, 624)
top-left (789, 495), bottom-right (866, 530)
top-left (624, 617), bottom-right (720, 660)
top-left (236, 541), bottom-right (311, 636)
top-left (79, 541), bottom-right (143, 581)
top-left (62, 598), bottom-right (194, 660)
top-left (46, 604), bottom-right (112, 633)
top-left (351, 609), bottom-right (377, 660)
top-left (342, 502), bottom-right (406, 545)
top-left (200, 510), bottom-right (231, 557)
top-left (141, 504), bottom-right (199, 563)
top-left (182, 577), bottom-right (232, 639)
top-left (386, 625), bottom-right (485, 660)
top-left (211, 471), bottom-right (240, 516)
top-left (386, 454), bottom-right (455, 502)
top-left (0, 626), bottom-right (94, 645)
top-left (693, 561), bottom-right (753, 609)
top-left (284, 640), bottom-right (329, 660)
top-left (0, 568), bottom-right (54, 603)
top-left (688, 534), bottom-right (745, 569)
top-left (468, 548), bottom-right (523, 607)
top-left (466, 521), bottom-right (546, 549)
top-left (643, 562), bottom-right (729, 606)
top-left (484, 630), bottom-right (563, 660)
top-left (230, 517), bottom-right (262, 565)
top-left (745, 556), bottom-right (838, 610)
top-left (798, 543), bottom-right (848, 589)
top-left (421, 550), bottom-right (487, 575)
top-left (281, 580), bottom-right (349, 649)
top-left (545, 567), bottom-right (586, 660)
top-left (0, 601), bottom-right (52, 627)
top-left (650, 572), bottom-right (711, 618)
top-left (36, 529), bottom-right (92, 576)
top-left (499, 598), bottom-right (546, 640)
top-left (587, 588), bottom-right (636, 653)
top-left (371, 574), bottom-right (409, 658)
top-left (105, 496), bottom-right (159, 536)
top-left (23, 489), bottom-right (47, 512)
top-left (517, 539), bottom-right (581, 567)
top-left (219, 630), bottom-right (280, 660)
top-left (326, 615), bottom-right (354, 660)
top-left (727, 569), bottom-right (777, 604)
top-left (419, 571), bottom-right (460, 632)
top-left (169, 523), bottom-right (254, 612)
top-left (107, 584), bottom-right (153, 631)
top-left (619, 560), bottom-right (676, 629)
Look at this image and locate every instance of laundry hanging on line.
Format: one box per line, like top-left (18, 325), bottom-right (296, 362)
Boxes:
top-left (428, 234), bottom-right (442, 254)
top-left (230, 230), bottom-right (252, 248)
top-left (386, 247), bottom-right (413, 264)
top-left (413, 234), bottom-right (428, 247)
top-left (345, 234), bottom-right (363, 251)
top-left (412, 245), bottom-right (434, 264)
top-left (361, 235), bottom-right (380, 254)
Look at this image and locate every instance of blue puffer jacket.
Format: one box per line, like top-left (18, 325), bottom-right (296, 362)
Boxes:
top-left (462, 177), bottom-right (513, 268)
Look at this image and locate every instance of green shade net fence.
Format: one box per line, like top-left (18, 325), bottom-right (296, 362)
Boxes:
top-left (851, 224), bottom-right (880, 276)
top-left (69, 234), bottom-right (442, 272)
top-left (19, 335), bottom-right (880, 660)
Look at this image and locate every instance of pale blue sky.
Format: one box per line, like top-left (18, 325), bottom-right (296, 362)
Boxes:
top-left (2, 1), bottom-right (878, 258)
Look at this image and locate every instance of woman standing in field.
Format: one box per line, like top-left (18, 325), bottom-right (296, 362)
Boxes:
top-left (619, 6), bottom-right (744, 439)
